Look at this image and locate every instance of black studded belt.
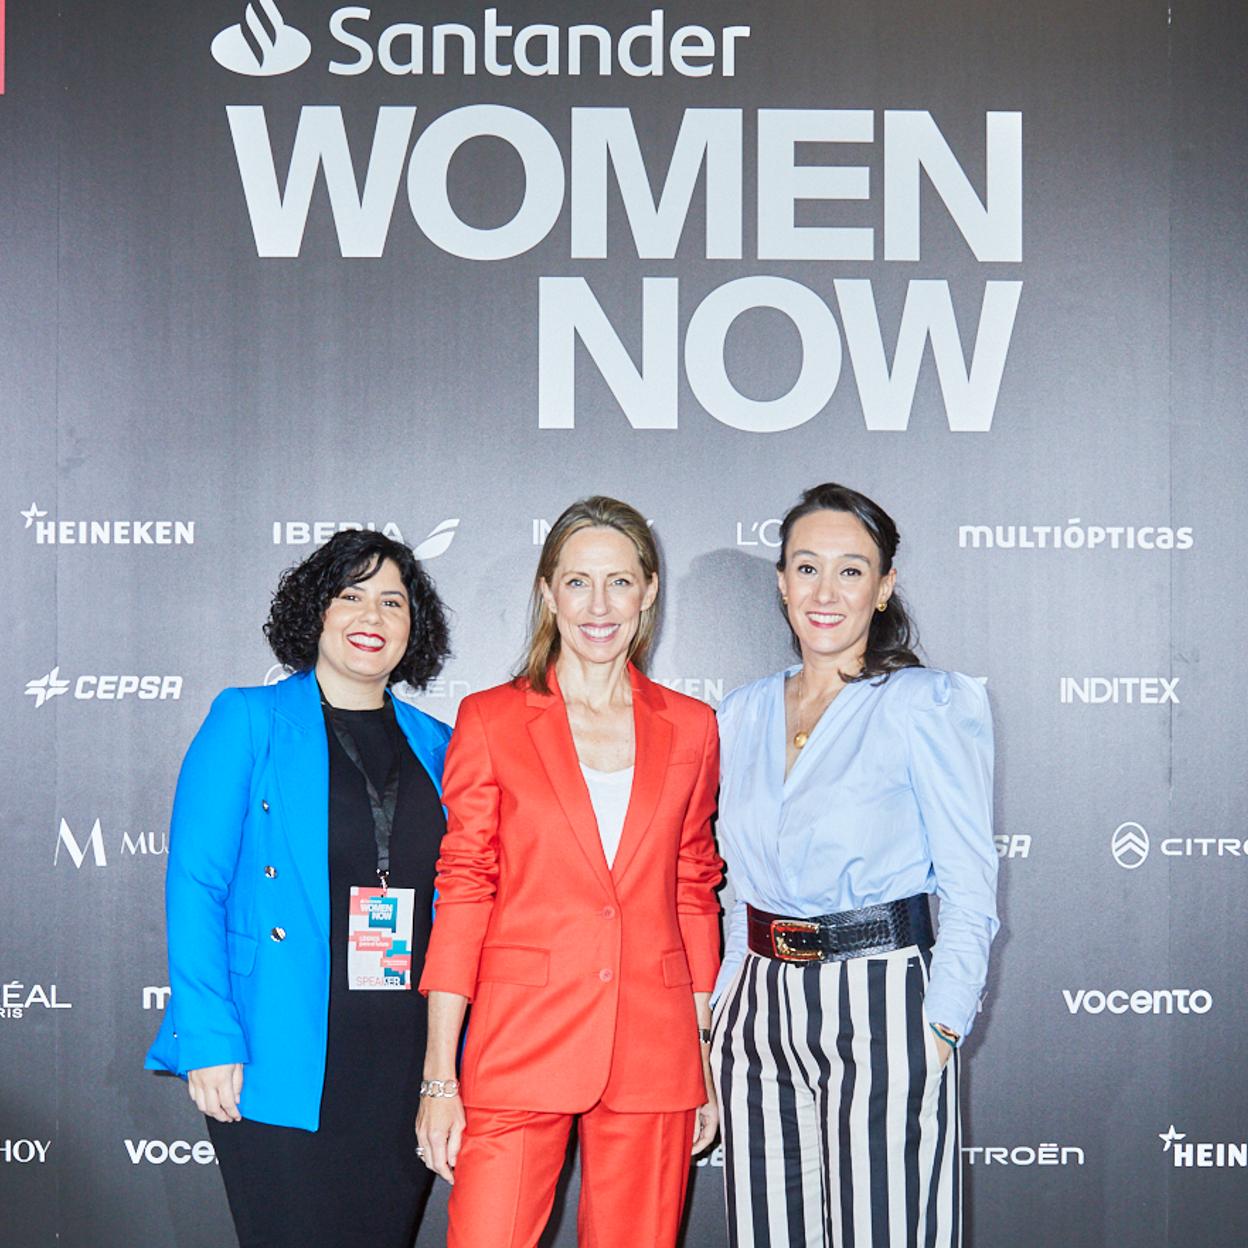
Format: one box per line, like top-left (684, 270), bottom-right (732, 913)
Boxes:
top-left (747, 895), bottom-right (934, 963)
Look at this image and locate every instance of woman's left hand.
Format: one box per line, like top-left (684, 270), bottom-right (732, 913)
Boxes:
top-left (934, 1034), bottom-right (954, 1070)
top-left (691, 1062), bottom-right (719, 1154)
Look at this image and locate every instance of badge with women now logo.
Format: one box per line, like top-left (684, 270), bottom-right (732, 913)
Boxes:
top-left (347, 887), bottom-right (416, 989)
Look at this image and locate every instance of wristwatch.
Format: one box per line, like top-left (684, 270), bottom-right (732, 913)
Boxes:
top-left (698, 1027), bottom-right (712, 1045)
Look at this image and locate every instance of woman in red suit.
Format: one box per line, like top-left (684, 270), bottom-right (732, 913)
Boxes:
top-left (416, 495), bottom-right (722, 1248)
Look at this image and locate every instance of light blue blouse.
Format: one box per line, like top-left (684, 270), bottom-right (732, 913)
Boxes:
top-left (712, 665), bottom-right (998, 1038)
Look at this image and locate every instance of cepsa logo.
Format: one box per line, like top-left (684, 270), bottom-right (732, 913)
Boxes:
top-left (25, 668), bottom-right (183, 708)
top-left (272, 518), bottom-right (459, 558)
top-left (1, 981), bottom-right (72, 1020)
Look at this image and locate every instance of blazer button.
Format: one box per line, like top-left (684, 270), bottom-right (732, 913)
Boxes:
top-left (270, 927), bottom-right (286, 942)
top-left (598, 968), bottom-right (613, 983)
top-left (264, 865), bottom-right (278, 879)
top-left (261, 800), bottom-right (270, 812)
top-left (601, 906), bottom-right (616, 920)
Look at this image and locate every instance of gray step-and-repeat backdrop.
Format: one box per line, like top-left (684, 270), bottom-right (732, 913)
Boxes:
top-left (2, 1), bottom-right (1245, 1244)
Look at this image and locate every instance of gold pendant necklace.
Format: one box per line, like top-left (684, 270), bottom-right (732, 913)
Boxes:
top-left (793, 670), bottom-right (809, 749)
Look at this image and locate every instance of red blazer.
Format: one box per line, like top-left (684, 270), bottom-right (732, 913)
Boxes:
top-left (419, 665), bottom-right (723, 1113)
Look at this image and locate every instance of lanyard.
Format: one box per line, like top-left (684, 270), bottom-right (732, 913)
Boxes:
top-left (321, 697), bottom-right (402, 894)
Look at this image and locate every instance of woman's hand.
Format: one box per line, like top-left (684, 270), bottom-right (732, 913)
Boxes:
top-left (415, 1093), bottom-right (466, 1184)
top-left (934, 1034), bottom-right (955, 1070)
top-left (187, 1063), bottom-right (244, 1123)
top-left (692, 1061), bottom-right (719, 1155)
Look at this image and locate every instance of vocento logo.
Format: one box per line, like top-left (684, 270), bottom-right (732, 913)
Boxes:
top-left (1112, 821), bottom-right (1149, 869)
top-left (212, 1), bottom-right (310, 76)
top-left (1160, 1125), bottom-right (1248, 1168)
top-left (25, 669), bottom-right (183, 707)
top-left (1062, 988), bottom-right (1212, 1016)
top-left (124, 1139), bottom-right (218, 1165)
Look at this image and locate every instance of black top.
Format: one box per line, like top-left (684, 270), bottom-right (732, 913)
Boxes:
top-left (320, 699), bottom-right (443, 1131)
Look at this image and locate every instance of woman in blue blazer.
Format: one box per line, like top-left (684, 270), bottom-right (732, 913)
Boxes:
top-left (146, 529), bottom-right (452, 1248)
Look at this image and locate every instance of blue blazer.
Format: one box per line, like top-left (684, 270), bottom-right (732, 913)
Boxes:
top-left (145, 669), bottom-right (451, 1131)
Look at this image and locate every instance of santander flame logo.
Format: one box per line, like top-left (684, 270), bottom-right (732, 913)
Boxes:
top-left (211, 1), bottom-right (310, 77)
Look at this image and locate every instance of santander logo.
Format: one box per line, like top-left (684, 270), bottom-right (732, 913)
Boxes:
top-left (211, 0), bottom-right (311, 77)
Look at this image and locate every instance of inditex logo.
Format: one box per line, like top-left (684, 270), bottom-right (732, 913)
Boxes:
top-left (25, 669), bottom-right (183, 707)
top-left (212, 1), bottom-right (311, 76)
top-left (1, 982), bottom-right (72, 1021)
top-left (1060, 677), bottom-right (1179, 705)
top-left (1161, 1125), bottom-right (1247, 1168)
top-left (1062, 988), bottom-right (1212, 1016)
top-left (124, 1139), bottom-right (218, 1166)
top-left (271, 518), bottom-right (459, 558)
top-left (1111, 821), bottom-right (1149, 869)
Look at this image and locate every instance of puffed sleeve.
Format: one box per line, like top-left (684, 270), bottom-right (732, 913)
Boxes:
top-left (418, 695), bottom-right (501, 1000)
top-left (907, 672), bottom-right (998, 1039)
top-left (159, 688), bottom-right (255, 1073)
top-left (676, 704), bottom-right (724, 993)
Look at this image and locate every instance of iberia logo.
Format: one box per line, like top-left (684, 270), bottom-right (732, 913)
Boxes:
top-left (212, 0), bottom-right (310, 76)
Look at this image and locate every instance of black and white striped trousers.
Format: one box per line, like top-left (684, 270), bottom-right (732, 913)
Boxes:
top-left (711, 946), bottom-right (960, 1248)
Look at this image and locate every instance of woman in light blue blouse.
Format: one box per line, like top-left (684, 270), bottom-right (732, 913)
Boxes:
top-left (710, 483), bottom-right (997, 1248)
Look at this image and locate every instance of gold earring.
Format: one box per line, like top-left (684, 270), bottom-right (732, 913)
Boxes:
top-left (876, 601), bottom-right (888, 613)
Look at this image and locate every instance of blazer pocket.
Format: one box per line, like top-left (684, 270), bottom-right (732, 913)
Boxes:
top-left (667, 748), bottom-right (698, 767)
top-left (478, 945), bottom-right (550, 987)
top-left (226, 930), bottom-right (258, 977)
top-left (661, 949), bottom-right (693, 987)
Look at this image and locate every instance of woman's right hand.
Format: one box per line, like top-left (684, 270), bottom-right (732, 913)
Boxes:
top-left (187, 1063), bottom-right (244, 1123)
top-left (415, 1092), bottom-right (466, 1184)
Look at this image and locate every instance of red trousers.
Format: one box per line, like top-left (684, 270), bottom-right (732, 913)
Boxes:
top-left (447, 1101), bottom-right (696, 1248)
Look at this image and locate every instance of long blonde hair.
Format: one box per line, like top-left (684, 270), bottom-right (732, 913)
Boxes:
top-left (520, 496), bottom-right (660, 695)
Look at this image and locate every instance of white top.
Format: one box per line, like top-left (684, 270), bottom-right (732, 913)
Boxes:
top-left (580, 763), bottom-right (635, 868)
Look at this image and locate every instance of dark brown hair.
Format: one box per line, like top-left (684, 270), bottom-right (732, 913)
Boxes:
top-left (776, 482), bottom-right (922, 681)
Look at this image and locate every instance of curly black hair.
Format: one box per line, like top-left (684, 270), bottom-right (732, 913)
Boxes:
top-left (263, 529), bottom-right (451, 690)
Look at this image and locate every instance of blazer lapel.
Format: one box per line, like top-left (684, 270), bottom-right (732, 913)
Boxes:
top-left (610, 668), bottom-right (673, 884)
top-left (525, 671), bottom-right (616, 898)
top-left (271, 670), bottom-right (331, 941)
